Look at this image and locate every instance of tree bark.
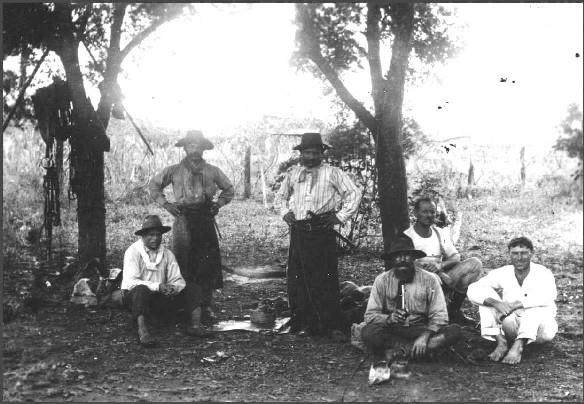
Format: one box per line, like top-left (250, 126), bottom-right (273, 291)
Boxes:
top-left (375, 3), bottom-right (415, 253)
top-left (54, 3), bottom-right (107, 275)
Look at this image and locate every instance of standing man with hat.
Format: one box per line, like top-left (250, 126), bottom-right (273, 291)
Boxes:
top-left (149, 130), bottom-right (234, 335)
top-left (275, 132), bottom-right (361, 338)
top-left (121, 215), bottom-right (197, 346)
top-left (361, 236), bottom-right (462, 363)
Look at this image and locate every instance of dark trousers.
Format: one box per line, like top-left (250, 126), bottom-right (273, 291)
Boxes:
top-left (287, 216), bottom-right (344, 335)
top-left (361, 322), bottom-right (460, 356)
top-left (122, 284), bottom-right (199, 323)
top-left (172, 208), bottom-right (223, 310)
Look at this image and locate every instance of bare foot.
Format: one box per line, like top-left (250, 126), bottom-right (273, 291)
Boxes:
top-left (501, 339), bottom-right (524, 365)
top-left (488, 345), bottom-right (508, 361)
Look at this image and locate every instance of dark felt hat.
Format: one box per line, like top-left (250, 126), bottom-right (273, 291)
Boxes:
top-left (135, 215), bottom-right (171, 236)
top-left (174, 130), bottom-right (214, 150)
top-left (292, 132), bottom-right (331, 151)
top-left (381, 235), bottom-right (427, 260)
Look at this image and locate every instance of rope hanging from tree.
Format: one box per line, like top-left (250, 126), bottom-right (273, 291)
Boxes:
top-left (32, 78), bottom-right (74, 243)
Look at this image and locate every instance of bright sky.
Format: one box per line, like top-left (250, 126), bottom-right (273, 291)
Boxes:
top-left (103, 3), bottom-right (582, 146)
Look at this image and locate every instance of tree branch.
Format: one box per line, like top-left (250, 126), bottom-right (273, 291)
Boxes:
top-left (296, 3), bottom-right (377, 135)
top-left (75, 4), bottom-right (93, 37)
top-left (96, 2), bottom-right (126, 126)
top-left (310, 52), bottom-right (378, 134)
top-left (119, 17), bottom-right (165, 62)
top-left (366, 3), bottom-right (385, 117)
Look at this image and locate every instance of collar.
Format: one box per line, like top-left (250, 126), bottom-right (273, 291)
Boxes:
top-left (138, 240), bottom-right (164, 270)
top-left (182, 157), bottom-right (206, 174)
top-left (298, 164), bottom-right (322, 182)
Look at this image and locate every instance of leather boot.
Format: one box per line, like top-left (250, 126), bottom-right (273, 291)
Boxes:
top-left (137, 315), bottom-right (157, 347)
top-left (448, 291), bottom-right (476, 327)
top-left (186, 307), bottom-right (213, 338)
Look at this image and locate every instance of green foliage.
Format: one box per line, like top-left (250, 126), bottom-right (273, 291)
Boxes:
top-left (554, 103), bottom-right (583, 180)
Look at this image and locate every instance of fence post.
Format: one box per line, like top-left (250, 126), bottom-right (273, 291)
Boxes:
top-left (243, 144), bottom-right (251, 199)
top-left (520, 146), bottom-right (526, 187)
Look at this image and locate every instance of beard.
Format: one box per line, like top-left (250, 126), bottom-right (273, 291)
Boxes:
top-left (394, 263), bottom-right (415, 283)
top-left (301, 157), bottom-right (322, 168)
top-left (187, 151), bottom-right (203, 160)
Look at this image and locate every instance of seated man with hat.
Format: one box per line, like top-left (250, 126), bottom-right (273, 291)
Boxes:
top-left (122, 215), bottom-right (204, 346)
top-left (361, 236), bottom-right (462, 363)
top-left (149, 130), bottom-right (234, 332)
top-left (275, 132), bottom-right (361, 338)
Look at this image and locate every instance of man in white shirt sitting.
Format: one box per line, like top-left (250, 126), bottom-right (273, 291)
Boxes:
top-left (404, 196), bottom-right (484, 325)
top-left (467, 236), bottom-right (557, 365)
top-left (121, 215), bottom-right (210, 347)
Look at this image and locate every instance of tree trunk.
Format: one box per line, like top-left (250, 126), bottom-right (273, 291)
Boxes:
top-left (376, 3), bottom-right (415, 254)
top-left (56, 15), bottom-right (107, 275)
top-left (260, 163), bottom-right (268, 208)
top-left (17, 46), bottom-right (30, 118)
top-left (243, 144), bottom-right (251, 199)
top-left (467, 157), bottom-right (475, 186)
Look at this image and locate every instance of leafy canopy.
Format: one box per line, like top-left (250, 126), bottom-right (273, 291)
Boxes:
top-left (292, 3), bottom-right (460, 77)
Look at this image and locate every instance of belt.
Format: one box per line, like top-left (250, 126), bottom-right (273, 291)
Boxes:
top-left (293, 211), bottom-right (335, 232)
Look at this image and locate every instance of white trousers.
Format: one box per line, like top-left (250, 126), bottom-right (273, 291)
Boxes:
top-left (478, 289), bottom-right (557, 344)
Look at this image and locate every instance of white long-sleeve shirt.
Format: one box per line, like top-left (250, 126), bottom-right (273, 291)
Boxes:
top-left (121, 240), bottom-right (186, 293)
top-left (275, 163), bottom-right (361, 224)
top-left (467, 263), bottom-right (557, 315)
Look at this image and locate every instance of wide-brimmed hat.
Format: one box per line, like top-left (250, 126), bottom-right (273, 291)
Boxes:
top-left (174, 130), bottom-right (214, 150)
top-left (292, 132), bottom-right (331, 151)
top-left (380, 235), bottom-right (427, 260)
top-left (134, 215), bottom-right (171, 236)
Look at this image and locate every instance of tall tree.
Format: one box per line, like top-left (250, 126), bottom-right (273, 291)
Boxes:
top-left (3, 3), bottom-right (193, 274)
top-left (293, 3), bottom-right (458, 251)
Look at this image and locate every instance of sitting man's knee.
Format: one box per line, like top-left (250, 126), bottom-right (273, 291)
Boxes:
top-left (537, 323), bottom-right (558, 343)
top-left (361, 323), bottom-right (388, 351)
top-left (465, 257), bottom-right (483, 271)
top-left (132, 285), bottom-right (153, 297)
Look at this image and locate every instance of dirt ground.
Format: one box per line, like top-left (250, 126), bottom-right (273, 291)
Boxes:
top-left (3, 249), bottom-right (583, 402)
top-left (3, 196), bottom-right (584, 402)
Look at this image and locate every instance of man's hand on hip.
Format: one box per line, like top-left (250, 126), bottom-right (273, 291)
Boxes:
top-left (283, 211), bottom-right (296, 226)
top-left (209, 202), bottom-right (220, 216)
top-left (322, 214), bottom-right (342, 228)
top-left (163, 202), bottom-right (181, 217)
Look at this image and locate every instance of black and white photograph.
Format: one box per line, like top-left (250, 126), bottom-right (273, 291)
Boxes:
top-left (2, 2), bottom-right (582, 401)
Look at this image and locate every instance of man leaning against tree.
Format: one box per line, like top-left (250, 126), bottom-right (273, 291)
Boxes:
top-left (275, 132), bottom-right (361, 339)
top-left (467, 236), bottom-right (558, 365)
top-left (149, 130), bottom-right (234, 336)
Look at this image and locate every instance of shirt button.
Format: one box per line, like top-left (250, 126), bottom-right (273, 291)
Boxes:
top-left (524, 293), bottom-right (527, 297)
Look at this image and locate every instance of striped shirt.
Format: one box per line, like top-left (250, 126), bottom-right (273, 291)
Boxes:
top-left (275, 163), bottom-right (361, 224)
top-left (364, 268), bottom-right (449, 333)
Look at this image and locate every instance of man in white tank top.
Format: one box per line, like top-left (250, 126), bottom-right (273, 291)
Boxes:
top-left (404, 196), bottom-right (484, 326)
